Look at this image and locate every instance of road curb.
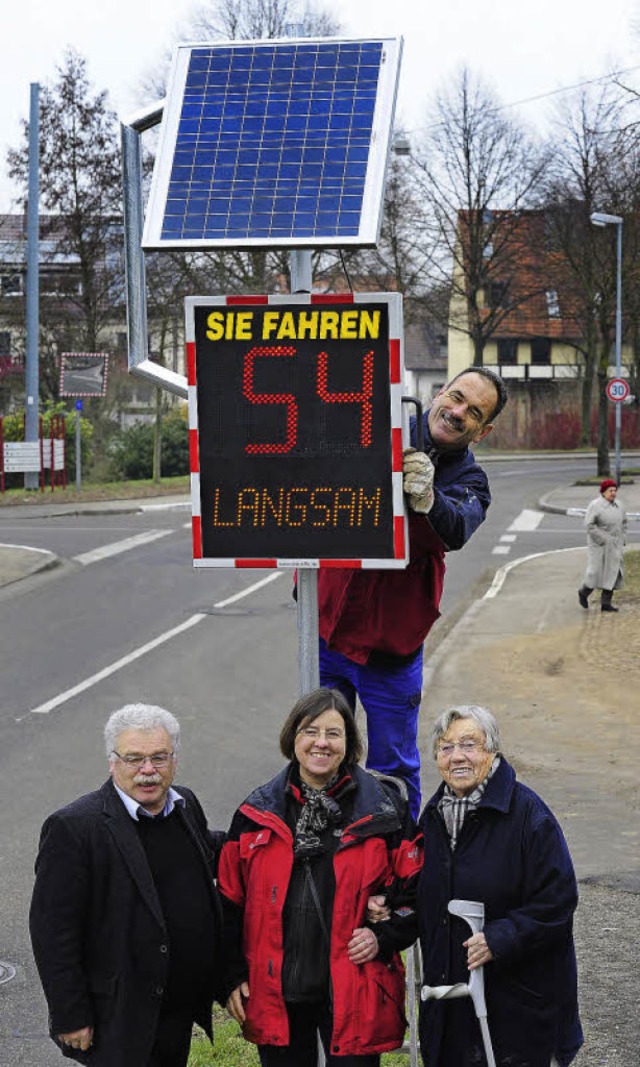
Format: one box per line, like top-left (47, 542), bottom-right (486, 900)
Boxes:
top-left (0, 544), bottom-right (61, 587)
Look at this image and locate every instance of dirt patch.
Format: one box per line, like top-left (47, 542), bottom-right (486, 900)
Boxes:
top-left (434, 613), bottom-right (640, 801)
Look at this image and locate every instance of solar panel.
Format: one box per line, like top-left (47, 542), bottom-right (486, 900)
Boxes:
top-left (142, 37), bottom-right (402, 250)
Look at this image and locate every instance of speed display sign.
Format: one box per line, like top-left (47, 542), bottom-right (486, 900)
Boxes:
top-left (185, 294), bottom-right (407, 569)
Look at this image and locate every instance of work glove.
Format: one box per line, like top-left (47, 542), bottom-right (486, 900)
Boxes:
top-left (403, 448), bottom-right (434, 514)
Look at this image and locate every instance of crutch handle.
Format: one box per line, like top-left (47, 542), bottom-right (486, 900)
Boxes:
top-left (421, 898), bottom-right (497, 1067)
top-left (421, 982), bottom-right (470, 1001)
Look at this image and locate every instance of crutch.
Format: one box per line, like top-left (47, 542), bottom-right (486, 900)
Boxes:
top-left (420, 899), bottom-right (497, 1067)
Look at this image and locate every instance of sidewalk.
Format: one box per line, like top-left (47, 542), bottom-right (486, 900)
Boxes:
top-left (410, 476), bottom-right (640, 885)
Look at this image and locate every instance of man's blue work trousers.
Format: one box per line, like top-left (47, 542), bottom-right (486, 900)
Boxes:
top-left (319, 638), bottom-right (423, 818)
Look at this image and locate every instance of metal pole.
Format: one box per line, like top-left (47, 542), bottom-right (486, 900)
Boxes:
top-left (25, 82), bottom-right (40, 490)
top-left (289, 250), bottom-right (319, 697)
top-left (615, 221), bottom-right (623, 485)
top-left (120, 122), bottom-right (149, 372)
top-left (75, 407), bottom-right (82, 493)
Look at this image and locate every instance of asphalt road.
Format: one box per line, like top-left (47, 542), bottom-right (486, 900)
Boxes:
top-left (0, 454), bottom-right (637, 1066)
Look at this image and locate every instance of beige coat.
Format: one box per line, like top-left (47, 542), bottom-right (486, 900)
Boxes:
top-left (583, 494), bottom-right (627, 590)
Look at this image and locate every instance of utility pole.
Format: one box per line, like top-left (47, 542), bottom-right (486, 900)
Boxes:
top-left (25, 82), bottom-right (40, 489)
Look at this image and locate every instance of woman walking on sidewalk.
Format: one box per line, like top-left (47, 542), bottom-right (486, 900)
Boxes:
top-left (578, 478), bottom-right (627, 612)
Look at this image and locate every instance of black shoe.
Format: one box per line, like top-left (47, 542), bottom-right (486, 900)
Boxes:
top-left (578, 589), bottom-right (589, 609)
top-left (601, 603), bottom-right (619, 613)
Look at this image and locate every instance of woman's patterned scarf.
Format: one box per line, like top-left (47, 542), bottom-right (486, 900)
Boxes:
top-left (294, 774), bottom-right (346, 858)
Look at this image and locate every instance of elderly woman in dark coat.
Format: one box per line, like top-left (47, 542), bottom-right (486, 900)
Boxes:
top-left (578, 478), bottom-right (627, 612)
top-left (416, 705), bottom-right (583, 1067)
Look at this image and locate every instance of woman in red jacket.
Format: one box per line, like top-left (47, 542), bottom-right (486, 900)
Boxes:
top-left (218, 687), bottom-right (421, 1066)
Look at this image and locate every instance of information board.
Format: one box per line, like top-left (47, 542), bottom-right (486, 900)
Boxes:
top-left (186, 294), bottom-right (407, 568)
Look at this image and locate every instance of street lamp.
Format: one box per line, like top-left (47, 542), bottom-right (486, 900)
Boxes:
top-left (590, 211), bottom-right (623, 485)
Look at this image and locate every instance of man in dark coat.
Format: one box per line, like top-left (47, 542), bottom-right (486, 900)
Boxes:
top-left (29, 703), bottom-right (225, 1067)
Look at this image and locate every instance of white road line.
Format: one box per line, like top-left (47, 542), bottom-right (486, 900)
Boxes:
top-left (23, 571), bottom-right (283, 718)
top-left (28, 615), bottom-right (206, 716)
top-left (499, 534), bottom-right (517, 543)
top-left (73, 529), bottom-right (171, 565)
top-left (507, 509), bottom-right (544, 533)
top-left (484, 546), bottom-right (583, 600)
top-left (492, 545), bottom-right (511, 555)
top-left (214, 571), bottom-right (282, 608)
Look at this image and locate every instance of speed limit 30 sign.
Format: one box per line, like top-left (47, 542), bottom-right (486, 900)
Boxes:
top-left (606, 377), bottom-right (630, 402)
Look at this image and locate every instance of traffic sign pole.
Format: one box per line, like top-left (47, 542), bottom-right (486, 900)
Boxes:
top-left (75, 400), bottom-right (83, 493)
top-left (606, 377), bottom-right (630, 484)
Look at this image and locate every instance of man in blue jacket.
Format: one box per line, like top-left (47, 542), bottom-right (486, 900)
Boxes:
top-left (318, 367), bottom-right (508, 816)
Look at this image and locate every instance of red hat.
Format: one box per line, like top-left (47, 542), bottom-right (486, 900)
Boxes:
top-left (600, 479), bottom-right (617, 493)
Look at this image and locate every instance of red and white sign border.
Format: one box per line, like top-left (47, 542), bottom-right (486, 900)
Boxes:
top-left (185, 292), bottom-right (408, 570)
top-left (59, 352), bottom-right (110, 398)
top-left (606, 377), bottom-right (630, 403)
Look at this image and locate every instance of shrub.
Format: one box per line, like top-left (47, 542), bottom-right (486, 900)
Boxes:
top-left (109, 410), bottom-right (189, 480)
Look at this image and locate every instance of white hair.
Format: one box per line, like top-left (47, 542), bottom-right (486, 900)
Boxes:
top-left (104, 704), bottom-right (180, 757)
top-left (429, 704), bottom-right (501, 758)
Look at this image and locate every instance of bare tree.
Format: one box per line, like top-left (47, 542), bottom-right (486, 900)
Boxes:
top-left (7, 49), bottom-right (124, 357)
top-left (342, 151), bottom-right (435, 315)
top-left (543, 85), bottom-right (636, 467)
top-left (189, 0), bottom-right (338, 41)
top-left (412, 68), bottom-right (549, 363)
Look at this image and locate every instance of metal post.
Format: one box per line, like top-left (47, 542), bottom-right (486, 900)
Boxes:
top-left (614, 221), bottom-right (622, 485)
top-left (590, 212), bottom-right (624, 482)
top-left (290, 250), bottom-right (312, 295)
top-left (289, 249), bottom-right (319, 697)
top-left (75, 403), bottom-right (82, 493)
top-left (25, 83), bottom-right (40, 490)
top-left (121, 122), bottom-right (149, 372)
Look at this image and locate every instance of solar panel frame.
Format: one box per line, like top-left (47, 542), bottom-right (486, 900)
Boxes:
top-left (142, 36), bottom-right (402, 250)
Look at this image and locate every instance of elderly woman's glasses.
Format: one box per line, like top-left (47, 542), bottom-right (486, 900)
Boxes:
top-left (111, 751), bottom-right (175, 768)
top-left (437, 740), bottom-right (483, 758)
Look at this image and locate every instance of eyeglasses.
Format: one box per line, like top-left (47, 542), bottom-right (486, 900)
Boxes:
top-left (111, 751), bottom-right (175, 768)
top-left (436, 740), bottom-right (483, 758)
top-left (297, 727), bottom-right (345, 742)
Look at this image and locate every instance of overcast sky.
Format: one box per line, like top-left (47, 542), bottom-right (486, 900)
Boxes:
top-left (2, 0), bottom-right (639, 211)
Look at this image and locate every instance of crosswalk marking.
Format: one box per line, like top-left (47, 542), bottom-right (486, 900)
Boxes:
top-left (73, 529), bottom-right (171, 566)
top-left (507, 509), bottom-right (544, 533)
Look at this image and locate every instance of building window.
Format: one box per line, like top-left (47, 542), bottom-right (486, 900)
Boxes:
top-left (531, 338), bottom-right (551, 365)
top-left (545, 290), bottom-right (560, 318)
top-left (41, 271), bottom-right (82, 297)
top-left (1, 274), bottom-right (22, 296)
top-left (489, 281), bottom-right (509, 309)
top-left (497, 339), bottom-right (518, 365)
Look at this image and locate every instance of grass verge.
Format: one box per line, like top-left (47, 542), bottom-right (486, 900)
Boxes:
top-left (0, 476), bottom-right (190, 506)
top-left (187, 1010), bottom-right (410, 1065)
